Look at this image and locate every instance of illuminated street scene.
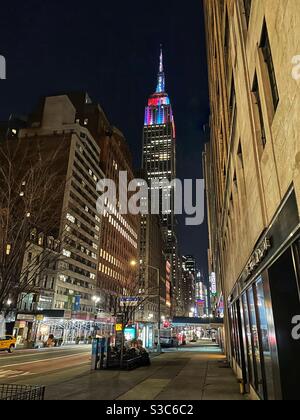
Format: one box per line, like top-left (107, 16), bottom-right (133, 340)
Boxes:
top-left (0, 0), bottom-right (300, 403)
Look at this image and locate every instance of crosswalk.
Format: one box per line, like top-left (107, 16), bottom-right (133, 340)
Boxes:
top-left (0, 369), bottom-right (32, 379)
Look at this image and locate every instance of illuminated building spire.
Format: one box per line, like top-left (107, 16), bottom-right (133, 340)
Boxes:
top-left (156, 45), bottom-right (165, 93)
top-left (159, 45), bottom-right (164, 73)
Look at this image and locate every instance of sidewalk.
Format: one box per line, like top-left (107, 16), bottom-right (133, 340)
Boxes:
top-left (45, 344), bottom-right (245, 401)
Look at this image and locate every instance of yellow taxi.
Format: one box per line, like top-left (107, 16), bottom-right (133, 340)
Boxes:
top-left (0, 335), bottom-right (16, 353)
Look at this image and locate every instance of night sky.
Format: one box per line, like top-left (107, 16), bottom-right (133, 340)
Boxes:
top-left (0, 1), bottom-right (210, 277)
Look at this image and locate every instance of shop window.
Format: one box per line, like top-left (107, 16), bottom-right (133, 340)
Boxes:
top-left (292, 239), bottom-right (300, 298)
top-left (268, 246), bottom-right (300, 400)
top-left (243, 0), bottom-right (252, 27)
top-left (242, 293), bottom-right (255, 389)
top-left (247, 287), bottom-right (265, 399)
top-left (260, 20), bottom-right (279, 112)
top-left (252, 73), bottom-right (266, 152)
top-left (229, 76), bottom-right (236, 126)
top-left (229, 302), bottom-right (243, 368)
top-left (254, 277), bottom-right (275, 400)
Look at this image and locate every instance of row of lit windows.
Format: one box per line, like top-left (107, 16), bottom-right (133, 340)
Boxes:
top-left (103, 200), bottom-right (138, 240)
top-left (100, 249), bottom-right (122, 269)
top-left (107, 214), bottom-right (137, 249)
top-left (145, 139), bottom-right (172, 145)
top-left (66, 212), bottom-right (100, 235)
top-left (74, 151), bottom-right (99, 186)
top-left (62, 247), bottom-right (97, 261)
top-left (76, 136), bottom-right (101, 180)
top-left (154, 154), bottom-right (170, 160)
top-left (99, 263), bottom-right (126, 283)
top-left (74, 149), bottom-right (100, 191)
top-left (77, 131), bottom-right (100, 167)
top-left (148, 171), bottom-right (172, 176)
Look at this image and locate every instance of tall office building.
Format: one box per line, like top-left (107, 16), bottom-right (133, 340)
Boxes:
top-left (181, 256), bottom-right (196, 317)
top-left (97, 127), bottom-right (140, 314)
top-left (174, 254), bottom-right (185, 316)
top-left (137, 170), bottom-right (168, 326)
top-left (66, 92), bottom-right (140, 315)
top-left (142, 48), bottom-right (178, 307)
top-left (0, 94), bottom-right (107, 344)
top-left (184, 255), bottom-right (196, 277)
top-left (195, 271), bottom-right (208, 318)
top-left (0, 92), bottom-right (139, 344)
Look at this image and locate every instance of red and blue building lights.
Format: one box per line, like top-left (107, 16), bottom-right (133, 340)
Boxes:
top-left (144, 48), bottom-right (175, 134)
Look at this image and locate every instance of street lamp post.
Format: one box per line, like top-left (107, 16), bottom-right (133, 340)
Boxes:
top-left (92, 296), bottom-right (101, 309)
top-left (92, 296), bottom-right (101, 339)
top-left (130, 260), bottom-right (161, 354)
top-left (147, 265), bottom-right (161, 354)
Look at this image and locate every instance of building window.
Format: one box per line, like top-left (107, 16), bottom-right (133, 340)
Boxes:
top-left (229, 76), bottom-right (236, 125)
top-left (252, 73), bottom-right (267, 149)
top-left (224, 9), bottom-right (230, 77)
top-left (260, 20), bottom-right (279, 111)
top-left (243, 0), bottom-right (252, 27)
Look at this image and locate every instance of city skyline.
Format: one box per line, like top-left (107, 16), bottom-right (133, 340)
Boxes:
top-left (0, 1), bottom-right (210, 277)
top-left (0, 0), bottom-right (299, 403)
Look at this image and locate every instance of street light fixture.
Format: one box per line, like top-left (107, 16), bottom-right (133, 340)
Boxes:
top-left (145, 264), bottom-right (161, 354)
top-left (92, 296), bottom-right (101, 304)
top-left (130, 260), bottom-right (137, 267)
top-left (129, 260), bottom-right (161, 353)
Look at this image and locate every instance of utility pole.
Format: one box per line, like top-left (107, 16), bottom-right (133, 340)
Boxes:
top-left (147, 265), bottom-right (161, 353)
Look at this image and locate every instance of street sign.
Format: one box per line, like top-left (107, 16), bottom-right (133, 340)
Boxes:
top-left (17, 314), bottom-right (35, 321)
top-left (73, 295), bottom-right (81, 312)
top-left (115, 323), bottom-right (123, 332)
top-left (210, 272), bottom-right (217, 296)
top-left (120, 297), bottom-right (140, 307)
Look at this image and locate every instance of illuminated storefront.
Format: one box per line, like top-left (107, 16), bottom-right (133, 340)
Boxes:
top-left (136, 322), bottom-right (155, 349)
top-left (13, 310), bottom-right (115, 347)
top-left (228, 189), bottom-right (300, 400)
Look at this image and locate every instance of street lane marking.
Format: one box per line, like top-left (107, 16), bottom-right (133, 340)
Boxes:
top-left (0, 369), bottom-right (32, 379)
top-left (0, 352), bottom-right (90, 369)
top-left (0, 349), bottom-right (90, 361)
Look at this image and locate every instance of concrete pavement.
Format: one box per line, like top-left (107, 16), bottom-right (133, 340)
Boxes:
top-left (44, 343), bottom-right (245, 401)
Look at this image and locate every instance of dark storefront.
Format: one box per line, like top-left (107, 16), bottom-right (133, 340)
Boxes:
top-left (228, 187), bottom-right (300, 400)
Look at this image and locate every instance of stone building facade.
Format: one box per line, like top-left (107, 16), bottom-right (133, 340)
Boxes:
top-left (203, 0), bottom-right (300, 400)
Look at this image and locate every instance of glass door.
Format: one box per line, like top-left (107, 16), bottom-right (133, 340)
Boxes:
top-left (254, 277), bottom-right (275, 400)
top-left (229, 303), bottom-right (242, 367)
top-left (292, 238), bottom-right (300, 300)
top-left (242, 293), bottom-right (255, 389)
top-left (247, 287), bottom-right (265, 399)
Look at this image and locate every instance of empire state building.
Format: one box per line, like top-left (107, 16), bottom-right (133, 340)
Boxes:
top-left (142, 47), bottom-right (178, 292)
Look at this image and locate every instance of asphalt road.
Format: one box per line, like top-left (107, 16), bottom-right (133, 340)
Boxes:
top-left (0, 345), bottom-right (92, 386)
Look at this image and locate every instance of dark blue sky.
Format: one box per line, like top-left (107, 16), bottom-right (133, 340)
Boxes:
top-left (0, 0), bottom-right (210, 276)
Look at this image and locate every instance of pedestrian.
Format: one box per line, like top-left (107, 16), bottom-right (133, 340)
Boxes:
top-left (45, 334), bottom-right (55, 348)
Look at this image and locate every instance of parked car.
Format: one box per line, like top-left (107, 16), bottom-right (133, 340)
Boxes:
top-left (155, 328), bottom-right (179, 348)
top-left (0, 335), bottom-right (16, 353)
